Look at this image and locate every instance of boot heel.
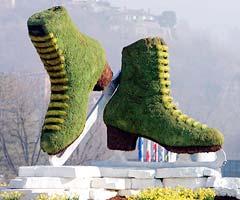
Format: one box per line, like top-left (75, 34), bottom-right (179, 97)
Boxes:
top-left (93, 62), bottom-right (113, 91)
top-left (107, 125), bottom-right (138, 151)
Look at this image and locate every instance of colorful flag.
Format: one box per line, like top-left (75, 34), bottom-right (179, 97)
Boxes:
top-left (153, 142), bottom-right (159, 162)
top-left (146, 140), bottom-right (152, 162)
top-left (138, 137), bottom-right (144, 162)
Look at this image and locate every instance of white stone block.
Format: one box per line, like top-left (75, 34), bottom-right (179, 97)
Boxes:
top-left (99, 167), bottom-right (130, 178)
top-left (118, 190), bottom-right (140, 197)
top-left (9, 177), bottom-right (91, 189)
top-left (207, 177), bottom-right (240, 189)
top-left (91, 178), bottom-right (131, 190)
top-left (128, 169), bottom-right (155, 179)
top-left (131, 179), bottom-right (162, 190)
top-left (156, 167), bottom-right (219, 178)
top-left (18, 167), bottom-right (35, 177)
top-left (163, 177), bottom-right (207, 189)
top-left (19, 166), bottom-right (101, 178)
top-left (203, 168), bottom-right (221, 178)
top-left (214, 187), bottom-right (240, 198)
top-left (99, 167), bottom-right (157, 178)
top-left (190, 152), bottom-right (217, 162)
top-left (89, 189), bottom-right (117, 200)
top-left (0, 186), bottom-right (8, 191)
top-left (237, 192), bottom-right (240, 200)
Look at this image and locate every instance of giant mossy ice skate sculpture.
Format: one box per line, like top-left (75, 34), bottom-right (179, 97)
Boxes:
top-left (104, 38), bottom-right (224, 154)
top-left (28, 6), bottom-right (112, 155)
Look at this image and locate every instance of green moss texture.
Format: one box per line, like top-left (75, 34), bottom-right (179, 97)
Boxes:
top-left (104, 38), bottom-right (224, 148)
top-left (28, 6), bottom-right (106, 155)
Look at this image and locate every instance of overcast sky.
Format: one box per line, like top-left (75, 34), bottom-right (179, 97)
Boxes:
top-left (110, 0), bottom-right (240, 29)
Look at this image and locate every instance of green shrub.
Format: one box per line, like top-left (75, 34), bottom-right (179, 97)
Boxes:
top-left (128, 187), bottom-right (215, 200)
top-left (0, 183), bottom-right (7, 187)
top-left (36, 193), bottom-right (79, 200)
top-left (0, 191), bottom-right (23, 200)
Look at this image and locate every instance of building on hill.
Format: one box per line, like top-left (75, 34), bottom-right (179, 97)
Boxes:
top-left (121, 8), bottom-right (155, 22)
top-left (69, 0), bottom-right (114, 13)
top-left (67, 0), bottom-right (175, 38)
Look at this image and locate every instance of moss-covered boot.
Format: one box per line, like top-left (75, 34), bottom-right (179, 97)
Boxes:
top-left (103, 37), bottom-right (224, 154)
top-left (28, 6), bottom-right (112, 155)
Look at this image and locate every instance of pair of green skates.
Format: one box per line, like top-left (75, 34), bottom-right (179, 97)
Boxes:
top-left (28, 6), bottom-right (224, 156)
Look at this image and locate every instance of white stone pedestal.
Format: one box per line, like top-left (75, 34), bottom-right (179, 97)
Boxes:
top-left (2, 163), bottom-right (238, 200)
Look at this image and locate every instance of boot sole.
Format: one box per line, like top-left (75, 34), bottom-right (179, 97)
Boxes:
top-left (107, 125), bottom-right (221, 154)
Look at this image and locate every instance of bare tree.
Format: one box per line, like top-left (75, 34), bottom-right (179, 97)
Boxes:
top-left (0, 73), bottom-right (49, 176)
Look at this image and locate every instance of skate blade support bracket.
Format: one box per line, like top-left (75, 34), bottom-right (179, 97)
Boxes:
top-left (88, 149), bottom-right (227, 170)
top-left (49, 70), bottom-right (227, 169)
top-left (49, 71), bottom-right (121, 166)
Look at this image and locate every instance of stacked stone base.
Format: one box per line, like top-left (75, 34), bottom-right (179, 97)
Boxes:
top-left (1, 164), bottom-right (240, 200)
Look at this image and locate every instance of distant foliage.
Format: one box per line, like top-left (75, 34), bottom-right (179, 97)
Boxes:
top-left (158, 11), bottom-right (177, 28)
